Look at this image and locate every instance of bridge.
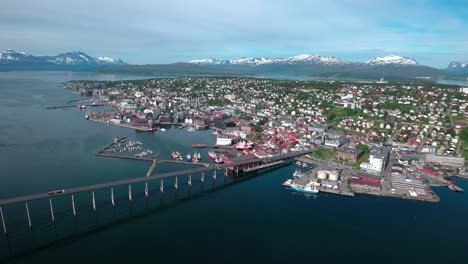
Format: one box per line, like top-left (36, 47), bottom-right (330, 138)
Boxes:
top-left (0, 149), bottom-right (316, 237)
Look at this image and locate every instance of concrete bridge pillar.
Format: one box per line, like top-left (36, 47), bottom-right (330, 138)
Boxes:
top-left (92, 191), bottom-right (96, 211)
top-left (128, 184), bottom-right (132, 202)
top-left (71, 194), bottom-right (76, 216)
top-left (111, 188), bottom-right (115, 207)
top-left (25, 202), bottom-right (31, 228)
top-left (145, 182), bottom-right (149, 198)
top-left (49, 198), bottom-right (55, 222)
top-left (0, 206), bottom-right (6, 234)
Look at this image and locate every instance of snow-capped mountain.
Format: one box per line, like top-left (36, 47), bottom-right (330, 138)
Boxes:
top-left (448, 62), bottom-right (468, 68)
top-left (0, 49), bottom-right (41, 64)
top-left (188, 54), bottom-right (348, 66)
top-left (447, 61), bottom-right (468, 75)
top-left (0, 49), bottom-right (126, 66)
top-left (366, 55), bottom-right (418, 66)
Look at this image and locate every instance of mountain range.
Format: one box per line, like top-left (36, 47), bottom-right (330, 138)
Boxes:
top-left (0, 49), bottom-right (125, 69)
top-left (1, 49), bottom-right (467, 78)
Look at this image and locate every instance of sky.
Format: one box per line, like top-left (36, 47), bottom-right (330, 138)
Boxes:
top-left (1, 0), bottom-right (467, 68)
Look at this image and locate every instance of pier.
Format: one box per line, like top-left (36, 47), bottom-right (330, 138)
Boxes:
top-left (46, 103), bottom-right (105, 109)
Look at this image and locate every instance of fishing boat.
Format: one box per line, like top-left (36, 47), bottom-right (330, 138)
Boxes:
top-left (282, 179), bottom-right (293, 187)
top-left (290, 183), bottom-right (319, 194)
top-left (208, 151), bottom-right (217, 161)
top-left (235, 142), bottom-right (253, 151)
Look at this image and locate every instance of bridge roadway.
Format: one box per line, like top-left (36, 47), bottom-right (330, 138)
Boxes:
top-left (0, 150), bottom-right (315, 206)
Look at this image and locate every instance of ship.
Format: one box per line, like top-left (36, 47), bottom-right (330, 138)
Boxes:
top-left (290, 183), bottom-right (319, 194)
top-left (186, 153), bottom-right (192, 162)
top-left (85, 113), bottom-right (89, 119)
top-left (235, 142), bottom-right (253, 151)
top-left (208, 151), bottom-right (217, 161)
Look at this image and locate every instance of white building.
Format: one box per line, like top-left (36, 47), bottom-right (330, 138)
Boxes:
top-left (360, 147), bottom-right (390, 175)
top-left (216, 137), bottom-right (232, 146)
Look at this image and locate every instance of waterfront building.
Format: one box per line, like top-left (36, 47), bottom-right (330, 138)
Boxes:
top-left (350, 178), bottom-right (382, 192)
top-left (392, 174), bottom-right (425, 189)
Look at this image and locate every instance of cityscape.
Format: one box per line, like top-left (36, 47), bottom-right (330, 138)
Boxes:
top-left (1, 0), bottom-right (468, 263)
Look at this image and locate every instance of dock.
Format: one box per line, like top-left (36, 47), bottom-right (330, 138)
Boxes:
top-left (89, 118), bottom-right (156, 132)
top-left (147, 160), bottom-right (159, 177)
top-left (158, 160), bottom-right (210, 167)
top-left (243, 160), bottom-right (285, 172)
top-left (46, 103), bottom-right (105, 109)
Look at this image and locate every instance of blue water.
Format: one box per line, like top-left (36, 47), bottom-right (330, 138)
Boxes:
top-left (0, 71), bottom-right (467, 263)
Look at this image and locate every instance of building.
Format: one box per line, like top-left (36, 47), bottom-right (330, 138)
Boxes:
top-left (350, 177), bottom-right (382, 192)
top-left (425, 155), bottom-right (465, 167)
top-left (221, 151), bottom-right (260, 171)
top-left (460, 87), bottom-right (468, 94)
top-left (216, 137), bottom-right (232, 146)
top-left (333, 100), bottom-right (356, 109)
top-left (336, 147), bottom-right (364, 163)
top-left (360, 147), bottom-right (390, 175)
top-left (307, 124), bottom-right (331, 133)
top-left (392, 174), bottom-right (425, 189)
top-left (323, 134), bottom-right (348, 148)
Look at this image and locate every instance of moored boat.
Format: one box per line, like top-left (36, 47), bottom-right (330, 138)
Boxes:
top-left (186, 153), bottom-right (192, 162)
top-left (282, 179), bottom-right (293, 187)
top-left (214, 156), bottom-right (224, 164)
top-left (208, 151), bottom-right (217, 161)
top-left (290, 183), bottom-right (319, 194)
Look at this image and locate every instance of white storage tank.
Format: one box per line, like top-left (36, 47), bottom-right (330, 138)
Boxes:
top-left (317, 170), bottom-right (328, 180)
top-left (329, 171), bottom-right (339, 181)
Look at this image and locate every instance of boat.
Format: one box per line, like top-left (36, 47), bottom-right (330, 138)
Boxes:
top-left (282, 179), bottom-right (293, 187)
top-left (187, 127), bottom-right (195, 132)
top-left (208, 151), bottom-right (217, 161)
top-left (293, 169), bottom-right (302, 179)
top-left (85, 113), bottom-right (89, 119)
top-left (235, 142), bottom-right (253, 151)
top-left (160, 128), bottom-right (166, 132)
top-left (214, 156), bottom-right (224, 164)
top-left (186, 153), bottom-right (192, 162)
top-left (171, 151), bottom-right (182, 160)
top-left (290, 183), bottom-right (319, 194)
